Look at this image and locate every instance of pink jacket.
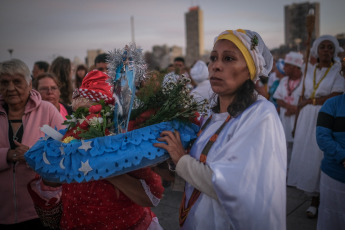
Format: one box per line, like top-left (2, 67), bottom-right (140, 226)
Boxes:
top-left (0, 90), bottom-right (65, 224)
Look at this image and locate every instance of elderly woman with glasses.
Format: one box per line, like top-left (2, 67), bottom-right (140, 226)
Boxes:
top-left (154, 29), bottom-right (287, 230)
top-left (0, 59), bottom-right (64, 229)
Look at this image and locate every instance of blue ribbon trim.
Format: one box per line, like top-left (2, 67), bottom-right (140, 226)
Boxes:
top-left (25, 120), bottom-right (199, 183)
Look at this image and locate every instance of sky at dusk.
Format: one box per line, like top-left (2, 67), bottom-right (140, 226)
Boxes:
top-left (1, 0), bottom-right (344, 71)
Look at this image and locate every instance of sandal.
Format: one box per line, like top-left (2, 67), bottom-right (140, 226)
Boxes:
top-left (306, 206), bottom-right (318, 218)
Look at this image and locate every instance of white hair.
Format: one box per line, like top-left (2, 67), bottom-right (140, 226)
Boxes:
top-left (0, 59), bottom-right (32, 84)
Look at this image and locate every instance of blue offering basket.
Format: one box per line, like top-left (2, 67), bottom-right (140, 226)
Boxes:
top-left (25, 120), bottom-right (199, 183)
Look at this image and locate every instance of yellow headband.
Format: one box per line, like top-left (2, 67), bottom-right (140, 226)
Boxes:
top-left (216, 30), bottom-right (256, 80)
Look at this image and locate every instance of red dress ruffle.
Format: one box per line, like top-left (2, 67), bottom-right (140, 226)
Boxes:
top-left (60, 168), bottom-right (163, 230)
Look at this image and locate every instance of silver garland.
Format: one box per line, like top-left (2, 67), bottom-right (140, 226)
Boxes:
top-left (107, 42), bottom-right (147, 86)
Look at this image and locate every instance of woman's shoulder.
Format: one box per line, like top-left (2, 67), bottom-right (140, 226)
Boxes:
top-left (241, 96), bottom-right (278, 120)
top-left (254, 95), bottom-right (276, 109)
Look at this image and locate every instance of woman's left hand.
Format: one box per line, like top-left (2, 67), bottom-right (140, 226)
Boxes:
top-left (154, 130), bottom-right (186, 165)
top-left (12, 140), bottom-right (29, 163)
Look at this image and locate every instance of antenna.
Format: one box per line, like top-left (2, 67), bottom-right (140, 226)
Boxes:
top-left (131, 16), bottom-right (135, 43)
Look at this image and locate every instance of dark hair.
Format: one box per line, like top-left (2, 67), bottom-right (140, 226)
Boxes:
top-left (75, 64), bottom-right (88, 89)
top-left (35, 61), bottom-right (49, 72)
top-left (94, 53), bottom-right (108, 65)
top-left (174, 57), bottom-right (185, 64)
top-left (33, 73), bottom-right (61, 90)
top-left (49, 56), bottom-right (72, 105)
top-left (211, 79), bottom-right (257, 117)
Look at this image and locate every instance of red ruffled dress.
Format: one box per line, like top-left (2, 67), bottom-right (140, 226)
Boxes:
top-left (60, 168), bottom-right (163, 230)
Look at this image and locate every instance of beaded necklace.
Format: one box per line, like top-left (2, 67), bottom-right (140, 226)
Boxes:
top-left (287, 78), bottom-right (301, 96)
top-left (311, 64), bottom-right (333, 99)
top-left (179, 114), bottom-right (231, 227)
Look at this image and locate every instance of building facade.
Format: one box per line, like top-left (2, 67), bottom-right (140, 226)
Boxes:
top-left (284, 2), bottom-right (320, 52)
top-left (86, 49), bottom-right (105, 69)
top-left (185, 6), bottom-right (204, 67)
top-left (146, 45), bottom-right (183, 71)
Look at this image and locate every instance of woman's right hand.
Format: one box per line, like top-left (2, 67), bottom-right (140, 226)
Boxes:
top-left (154, 130), bottom-right (186, 165)
top-left (298, 98), bottom-right (311, 109)
top-left (7, 140), bottom-right (29, 163)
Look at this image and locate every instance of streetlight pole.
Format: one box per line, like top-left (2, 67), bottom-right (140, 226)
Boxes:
top-left (8, 49), bottom-right (13, 58)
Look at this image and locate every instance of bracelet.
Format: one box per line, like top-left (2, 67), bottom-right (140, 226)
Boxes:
top-left (167, 161), bottom-right (176, 172)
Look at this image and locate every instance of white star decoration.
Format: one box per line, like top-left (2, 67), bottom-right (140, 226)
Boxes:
top-left (78, 160), bottom-right (93, 176)
top-left (78, 140), bottom-right (92, 151)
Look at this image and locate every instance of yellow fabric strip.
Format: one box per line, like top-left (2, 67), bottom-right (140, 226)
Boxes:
top-left (216, 31), bottom-right (256, 80)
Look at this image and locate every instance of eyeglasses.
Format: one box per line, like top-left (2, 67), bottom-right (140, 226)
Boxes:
top-left (38, 86), bottom-right (59, 93)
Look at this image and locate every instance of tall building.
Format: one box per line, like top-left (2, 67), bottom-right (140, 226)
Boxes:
top-left (284, 2), bottom-right (320, 52)
top-left (185, 6), bottom-right (204, 67)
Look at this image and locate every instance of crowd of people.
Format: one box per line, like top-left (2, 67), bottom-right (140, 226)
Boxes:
top-left (0, 30), bottom-right (344, 230)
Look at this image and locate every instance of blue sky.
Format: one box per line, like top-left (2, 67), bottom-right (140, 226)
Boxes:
top-left (1, 0), bottom-right (344, 70)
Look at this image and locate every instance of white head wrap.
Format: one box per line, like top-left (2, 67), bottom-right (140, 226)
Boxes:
top-left (190, 60), bottom-right (209, 84)
top-left (214, 29), bottom-right (273, 82)
top-left (284, 51), bottom-right (304, 68)
top-left (311, 35), bottom-right (344, 60)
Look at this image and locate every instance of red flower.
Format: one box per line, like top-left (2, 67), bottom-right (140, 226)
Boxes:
top-left (79, 120), bottom-right (89, 129)
top-left (128, 108), bottom-right (158, 131)
top-left (190, 112), bottom-right (201, 126)
top-left (85, 113), bottom-right (100, 120)
top-left (89, 104), bottom-right (102, 114)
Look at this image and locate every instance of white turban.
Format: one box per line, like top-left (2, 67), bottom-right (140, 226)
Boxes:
top-left (284, 51), bottom-right (304, 68)
top-left (214, 29), bottom-right (273, 82)
top-left (311, 35), bottom-right (344, 60)
top-left (190, 60), bottom-right (209, 84)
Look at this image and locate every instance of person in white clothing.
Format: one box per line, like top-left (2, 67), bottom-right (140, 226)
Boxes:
top-left (273, 51), bottom-right (304, 171)
top-left (190, 60), bottom-right (213, 104)
top-left (154, 29), bottom-right (287, 230)
top-left (287, 35), bottom-right (345, 218)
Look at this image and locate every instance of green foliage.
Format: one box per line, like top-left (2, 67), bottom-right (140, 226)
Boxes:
top-left (131, 73), bottom-right (209, 128)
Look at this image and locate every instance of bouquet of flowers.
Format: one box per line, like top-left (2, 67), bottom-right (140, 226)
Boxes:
top-left (129, 72), bottom-right (209, 130)
top-left (61, 100), bottom-right (114, 143)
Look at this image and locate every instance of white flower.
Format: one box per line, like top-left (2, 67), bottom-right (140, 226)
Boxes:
top-left (78, 117), bottom-right (86, 124)
top-left (89, 117), bottom-right (103, 126)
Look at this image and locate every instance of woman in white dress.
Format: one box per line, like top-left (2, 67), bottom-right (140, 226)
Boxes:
top-left (154, 29), bottom-right (287, 230)
top-left (287, 35), bottom-right (345, 218)
top-left (273, 51), bottom-right (304, 171)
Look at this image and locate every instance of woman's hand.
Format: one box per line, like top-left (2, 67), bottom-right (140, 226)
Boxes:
top-left (153, 130), bottom-right (186, 165)
top-left (285, 104), bottom-right (298, 116)
top-left (7, 140), bottom-right (29, 163)
top-left (298, 98), bottom-right (311, 109)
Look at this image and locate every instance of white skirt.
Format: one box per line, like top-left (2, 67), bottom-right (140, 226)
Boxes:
top-left (287, 104), bottom-right (323, 193)
top-left (317, 172), bottom-right (345, 230)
